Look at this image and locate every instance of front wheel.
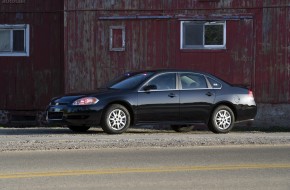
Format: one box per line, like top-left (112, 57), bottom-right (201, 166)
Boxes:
top-left (208, 106), bottom-right (235, 134)
top-left (101, 104), bottom-right (131, 134)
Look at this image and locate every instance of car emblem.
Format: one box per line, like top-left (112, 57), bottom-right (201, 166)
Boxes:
top-left (55, 103), bottom-right (59, 105)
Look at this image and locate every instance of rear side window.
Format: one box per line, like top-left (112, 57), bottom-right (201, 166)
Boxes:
top-left (207, 77), bottom-right (222, 89)
top-left (180, 73), bottom-right (208, 89)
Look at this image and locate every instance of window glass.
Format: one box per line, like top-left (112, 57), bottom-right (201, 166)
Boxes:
top-left (180, 73), bottom-right (208, 89)
top-left (108, 72), bottom-right (154, 90)
top-left (0, 30), bottom-right (11, 51)
top-left (205, 24), bottom-right (224, 45)
top-left (0, 24), bottom-right (29, 56)
top-left (181, 21), bottom-right (226, 49)
top-left (184, 23), bottom-right (203, 46)
top-left (207, 77), bottom-right (222, 88)
top-left (147, 73), bottom-right (176, 90)
top-left (13, 30), bottom-right (25, 51)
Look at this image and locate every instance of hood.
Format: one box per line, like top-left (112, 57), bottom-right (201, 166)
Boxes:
top-left (51, 88), bottom-right (121, 105)
top-left (64, 88), bottom-right (117, 96)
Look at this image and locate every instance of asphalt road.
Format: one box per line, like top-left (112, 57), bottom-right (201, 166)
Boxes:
top-left (0, 145), bottom-right (289, 190)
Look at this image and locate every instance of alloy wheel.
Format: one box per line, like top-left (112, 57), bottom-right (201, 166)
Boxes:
top-left (214, 110), bottom-right (232, 130)
top-left (108, 109), bottom-right (127, 130)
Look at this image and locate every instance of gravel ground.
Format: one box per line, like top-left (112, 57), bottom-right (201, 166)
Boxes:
top-left (0, 126), bottom-right (290, 152)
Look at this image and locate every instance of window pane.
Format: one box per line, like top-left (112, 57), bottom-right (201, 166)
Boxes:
top-left (207, 77), bottom-right (222, 88)
top-left (13, 30), bottom-right (25, 51)
top-left (109, 72), bottom-right (154, 90)
top-left (180, 73), bottom-right (208, 89)
top-left (148, 73), bottom-right (176, 90)
top-left (184, 23), bottom-right (203, 46)
top-left (181, 21), bottom-right (225, 49)
top-left (0, 30), bottom-right (11, 51)
top-left (205, 25), bottom-right (223, 45)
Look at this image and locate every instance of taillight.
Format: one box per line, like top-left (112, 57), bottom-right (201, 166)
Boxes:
top-left (248, 90), bottom-right (253, 97)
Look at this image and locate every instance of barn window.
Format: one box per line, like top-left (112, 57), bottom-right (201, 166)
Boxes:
top-left (0, 24), bottom-right (29, 56)
top-left (109, 26), bottom-right (125, 51)
top-left (180, 21), bottom-right (226, 49)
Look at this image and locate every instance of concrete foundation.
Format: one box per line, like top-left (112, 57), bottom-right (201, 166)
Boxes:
top-left (253, 104), bottom-right (290, 128)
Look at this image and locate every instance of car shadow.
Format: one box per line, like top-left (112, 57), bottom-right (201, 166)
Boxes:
top-left (0, 127), bottom-right (104, 136)
top-left (232, 125), bottom-right (290, 133)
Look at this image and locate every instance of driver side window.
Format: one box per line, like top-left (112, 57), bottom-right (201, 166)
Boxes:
top-left (147, 73), bottom-right (176, 90)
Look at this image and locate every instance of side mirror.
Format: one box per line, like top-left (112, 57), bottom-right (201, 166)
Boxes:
top-left (143, 85), bottom-right (157, 91)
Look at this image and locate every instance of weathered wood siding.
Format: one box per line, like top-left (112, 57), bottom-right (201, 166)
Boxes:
top-left (64, 0), bottom-right (290, 104)
top-left (0, 0), bottom-right (64, 110)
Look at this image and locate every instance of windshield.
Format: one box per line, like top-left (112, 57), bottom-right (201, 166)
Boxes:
top-left (107, 72), bottom-right (154, 90)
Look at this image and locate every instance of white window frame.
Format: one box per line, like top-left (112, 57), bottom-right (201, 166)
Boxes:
top-left (109, 26), bottom-right (125, 51)
top-left (0, 24), bottom-right (29, 57)
top-left (180, 21), bottom-right (226, 50)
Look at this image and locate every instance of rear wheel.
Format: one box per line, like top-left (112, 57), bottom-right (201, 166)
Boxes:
top-left (208, 105), bottom-right (235, 134)
top-left (101, 104), bottom-right (130, 134)
top-left (171, 125), bottom-right (194, 132)
top-left (68, 126), bottom-right (90, 132)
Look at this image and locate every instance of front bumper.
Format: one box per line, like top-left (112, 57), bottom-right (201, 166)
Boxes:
top-left (46, 104), bottom-right (103, 126)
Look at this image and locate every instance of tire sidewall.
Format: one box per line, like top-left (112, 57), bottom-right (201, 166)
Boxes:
top-left (209, 106), bottom-right (235, 134)
top-left (102, 104), bottom-right (130, 134)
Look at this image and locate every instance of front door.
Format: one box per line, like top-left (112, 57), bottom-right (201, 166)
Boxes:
top-left (137, 73), bottom-right (179, 123)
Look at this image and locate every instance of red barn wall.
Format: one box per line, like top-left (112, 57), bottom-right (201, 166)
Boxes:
top-left (0, 0), bottom-right (64, 112)
top-left (0, 0), bottom-right (289, 127)
top-left (63, 0), bottom-right (290, 105)
top-left (62, 0), bottom-right (290, 127)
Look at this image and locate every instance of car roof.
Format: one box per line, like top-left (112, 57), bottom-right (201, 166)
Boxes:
top-left (129, 69), bottom-right (210, 75)
top-left (127, 69), bottom-right (230, 86)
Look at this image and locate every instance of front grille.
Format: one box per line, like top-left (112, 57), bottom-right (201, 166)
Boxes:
top-left (47, 112), bottom-right (63, 120)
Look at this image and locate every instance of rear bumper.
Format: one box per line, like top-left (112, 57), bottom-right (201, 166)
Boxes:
top-left (235, 104), bottom-right (257, 122)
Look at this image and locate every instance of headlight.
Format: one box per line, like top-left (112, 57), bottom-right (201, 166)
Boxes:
top-left (72, 97), bottom-right (99, 106)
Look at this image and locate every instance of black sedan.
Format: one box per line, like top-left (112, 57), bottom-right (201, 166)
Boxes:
top-left (46, 70), bottom-right (257, 134)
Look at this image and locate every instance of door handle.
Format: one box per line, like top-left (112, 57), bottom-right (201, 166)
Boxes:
top-left (206, 92), bottom-right (213, 96)
top-left (168, 93), bottom-right (176, 98)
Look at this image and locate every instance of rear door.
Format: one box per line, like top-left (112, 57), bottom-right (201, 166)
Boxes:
top-left (179, 72), bottom-right (215, 123)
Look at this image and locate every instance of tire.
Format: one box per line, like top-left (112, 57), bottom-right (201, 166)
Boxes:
top-left (171, 125), bottom-right (194, 132)
top-left (208, 105), bottom-right (235, 134)
top-left (101, 104), bottom-right (131, 134)
top-left (68, 126), bottom-right (90, 132)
